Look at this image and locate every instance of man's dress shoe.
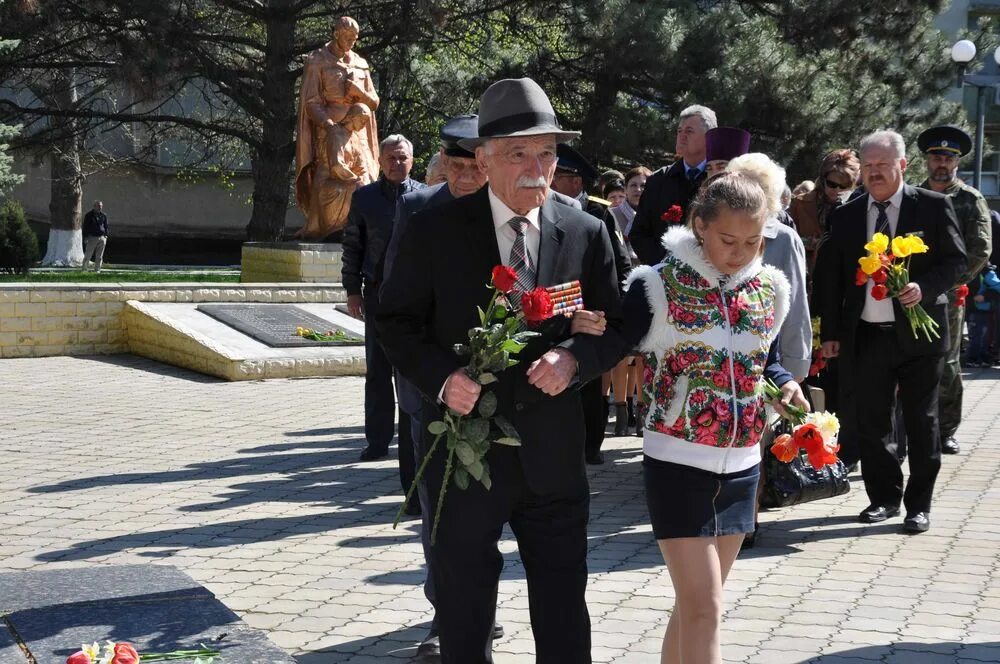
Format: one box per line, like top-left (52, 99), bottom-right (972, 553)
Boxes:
top-left (904, 512), bottom-right (930, 533)
top-left (359, 447), bottom-right (388, 462)
top-left (416, 632), bottom-right (439, 658)
top-left (858, 504), bottom-right (900, 523)
top-left (493, 622), bottom-right (505, 639)
top-left (942, 437), bottom-right (960, 455)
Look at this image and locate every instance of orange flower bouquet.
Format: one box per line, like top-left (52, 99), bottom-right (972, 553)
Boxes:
top-left (856, 232), bottom-right (940, 341)
top-left (762, 379), bottom-right (841, 470)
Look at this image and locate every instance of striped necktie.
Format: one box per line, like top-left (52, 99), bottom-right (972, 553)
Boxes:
top-left (873, 201), bottom-right (891, 237)
top-left (507, 217), bottom-right (535, 292)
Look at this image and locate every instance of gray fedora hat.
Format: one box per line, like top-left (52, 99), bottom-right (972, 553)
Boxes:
top-left (457, 77), bottom-right (580, 151)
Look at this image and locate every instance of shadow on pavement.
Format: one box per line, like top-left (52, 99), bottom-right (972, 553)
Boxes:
top-left (809, 640), bottom-right (999, 662)
top-left (293, 624), bottom-right (428, 663)
top-left (72, 354), bottom-right (225, 383)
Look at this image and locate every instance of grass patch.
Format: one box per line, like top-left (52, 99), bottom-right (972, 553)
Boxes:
top-left (0, 270), bottom-right (240, 283)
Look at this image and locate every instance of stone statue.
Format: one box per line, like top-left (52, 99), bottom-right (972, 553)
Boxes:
top-left (294, 16), bottom-right (380, 240)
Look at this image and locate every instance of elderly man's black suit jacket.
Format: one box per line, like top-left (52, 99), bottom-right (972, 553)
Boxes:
top-left (375, 185), bottom-right (625, 493)
top-left (818, 184), bottom-right (966, 357)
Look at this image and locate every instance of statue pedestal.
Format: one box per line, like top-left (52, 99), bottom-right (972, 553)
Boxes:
top-left (241, 241), bottom-right (342, 283)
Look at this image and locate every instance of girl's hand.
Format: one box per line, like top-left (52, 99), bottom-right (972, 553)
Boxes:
top-left (570, 310), bottom-right (607, 336)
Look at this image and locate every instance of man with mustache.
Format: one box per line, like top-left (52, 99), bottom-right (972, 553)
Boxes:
top-left (377, 78), bottom-right (625, 662)
top-left (818, 130), bottom-right (966, 534)
top-left (916, 125), bottom-right (993, 455)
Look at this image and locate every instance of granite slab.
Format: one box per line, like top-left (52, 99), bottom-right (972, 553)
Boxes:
top-left (197, 303), bottom-right (363, 348)
top-left (0, 565), bottom-right (294, 663)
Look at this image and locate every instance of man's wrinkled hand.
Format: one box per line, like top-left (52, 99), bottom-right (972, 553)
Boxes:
top-left (898, 282), bottom-right (922, 308)
top-left (443, 370), bottom-right (481, 416)
top-left (347, 294), bottom-right (365, 320)
top-left (774, 380), bottom-right (810, 419)
top-left (821, 341), bottom-right (840, 359)
top-left (527, 348), bottom-right (578, 396)
top-left (570, 310), bottom-right (606, 336)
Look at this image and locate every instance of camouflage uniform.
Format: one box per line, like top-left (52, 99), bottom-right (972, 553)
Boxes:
top-left (919, 178), bottom-right (992, 444)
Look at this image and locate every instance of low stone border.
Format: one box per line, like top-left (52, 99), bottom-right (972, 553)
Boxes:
top-left (0, 283), bottom-right (346, 358)
top-left (241, 242), bottom-right (342, 283)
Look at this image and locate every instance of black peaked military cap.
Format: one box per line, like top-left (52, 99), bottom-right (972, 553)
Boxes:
top-left (556, 143), bottom-right (599, 182)
top-left (917, 125), bottom-right (973, 157)
top-left (441, 114), bottom-right (479, 158)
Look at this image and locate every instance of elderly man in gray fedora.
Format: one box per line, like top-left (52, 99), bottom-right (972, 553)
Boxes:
top-left (377, 78), bottom-right (625, 662)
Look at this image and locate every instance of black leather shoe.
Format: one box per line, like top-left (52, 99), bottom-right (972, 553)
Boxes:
top-left (741, 523), bottom-right (759, 550)
top-left (586, 452), bottom-right (605, 465)
top-left (492, 622), bottom-right (505, 640)
top-left (416, 631), bottom-right (439, 658)
top-left (903, 512), bottom-right (930, 533)
top-left (858, 504), bottom-right (900, 523)
top-left (613, 404), bottom-right (629, 436)
top-left (942, 437), bottom-right (960, 455)
top-left (359, 447), bottom-right (388, 462)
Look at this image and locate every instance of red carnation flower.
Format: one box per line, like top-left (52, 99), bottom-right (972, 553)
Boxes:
top-left (110, 644), bottom-right (140, 664)
top-left (955, 284), bottom-right (969, 307)
top-left (661, 205), bottom-right (684, 223)
top-left (491, 265), bottom-right (518, 293)
top-left (520, 287), bottom-right (554, 324)
top-left (871, 284), bottom-right (889, 301)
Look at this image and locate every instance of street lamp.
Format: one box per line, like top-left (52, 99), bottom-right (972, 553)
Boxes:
top-left (952, 39), bottom-right (1000, 191)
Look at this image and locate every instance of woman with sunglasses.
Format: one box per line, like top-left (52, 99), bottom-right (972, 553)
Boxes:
top-left (788, 149), bottom-right (861, 270)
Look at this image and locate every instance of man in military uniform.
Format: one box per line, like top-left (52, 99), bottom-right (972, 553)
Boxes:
top-left (552, 143), bottom-right (610, 219)
top-left (917, 125), bottom-right (993, 455)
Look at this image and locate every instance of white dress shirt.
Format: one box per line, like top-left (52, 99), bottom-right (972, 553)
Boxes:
top-left (861, 181), bottom-right (904, 323)
top-left (489, 186), bottom-right (541, 270)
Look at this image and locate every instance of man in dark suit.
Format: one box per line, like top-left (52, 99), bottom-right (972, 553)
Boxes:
top-left (381, 115), bottom-right (497, 658)
top-left (376, 78), bottom-right (624, 663)
top-left (818, 130), bottom-right (966, 534)
top-left (341, 135), bottom-right (425, 472)
top-left (629, 104), bottom-right (716, 265)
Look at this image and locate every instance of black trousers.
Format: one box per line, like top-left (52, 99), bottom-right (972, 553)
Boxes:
top-left (422, 435), bottom-right (591, 663)
top-left (363, 290), bottom-right (414, 494)
top-left (851, 322), bottom-right (944, 514)
top-left (410, 404), bottom-right (439, 634)
top-left (581, 378), bottom-right (608, 457)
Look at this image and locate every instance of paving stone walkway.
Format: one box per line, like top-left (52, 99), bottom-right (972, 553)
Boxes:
top-left (2, 355), bottom-right (999, 663)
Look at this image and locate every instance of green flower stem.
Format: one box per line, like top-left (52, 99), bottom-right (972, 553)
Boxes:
top-left (431, 446), bottom-right (457, 545)
top-left (393, 430), bottom-right (445, 528)
top-left (763, 378), bottom-right (807, 425)
top-left (139, 650), bottom-right (220, 661)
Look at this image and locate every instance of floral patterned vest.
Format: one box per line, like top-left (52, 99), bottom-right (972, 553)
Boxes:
top-left (626, 226), bottom-right (790, 474)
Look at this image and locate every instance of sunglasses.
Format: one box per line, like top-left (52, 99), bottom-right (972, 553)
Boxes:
top-left (824, 177), bottom-right (853, 190)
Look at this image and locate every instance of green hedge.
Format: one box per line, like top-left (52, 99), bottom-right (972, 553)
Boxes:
top-left (0, 199), bottom-right (39, 275)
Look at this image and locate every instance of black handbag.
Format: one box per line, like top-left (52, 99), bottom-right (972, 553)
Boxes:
top-left (760, 419), bottom-right (851, 509)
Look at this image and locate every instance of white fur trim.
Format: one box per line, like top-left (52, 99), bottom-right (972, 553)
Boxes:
top-left (625, 265), bottom-right (670, 354)
top-left (760, 264), bottom-right (791, 335)
top-left (661, 225), bottom-right (763, 292)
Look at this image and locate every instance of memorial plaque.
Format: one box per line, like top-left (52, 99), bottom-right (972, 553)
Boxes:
top-left (0, 565), bottom-right (296, 664)
top-left (197, 304), bottom-right (363, 348)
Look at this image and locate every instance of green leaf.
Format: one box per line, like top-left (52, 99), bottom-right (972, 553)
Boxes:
top-left (512, 331), bottom-right (540, 343)
top-left (493, 305), bottom-right (507, 320)
top-left (501, 338), bottom-right (527, 354)
top-left (478, 372), bottom-right (498, 385)
top-left (481, 471), bottom-right (493, 491)
top-left (495, 436), bottom-right (521, 447)
top-left (465, 418), bottom-right (490, 443)
top-left (477, 305), bottom-right (486, 325)
top-left (427, 420), bottom-right (448, 435)
top-left (477, 391), bottom-right (498, 418)
top-left (468, 459), bottom-right (484, 481)
top-left (494, 415), bottom-right (519, 439)
top-left (454, 466), bottom-right (470, 490)
top-left (455, 441), bottom-right (476, 465)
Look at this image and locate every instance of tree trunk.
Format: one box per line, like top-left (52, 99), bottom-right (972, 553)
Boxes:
top-left (245, 7), bottom-right (298, 242)
top-left (578, 69), bottom-right (620, 167)
top-left (41, 70), bottom-right (84, 266)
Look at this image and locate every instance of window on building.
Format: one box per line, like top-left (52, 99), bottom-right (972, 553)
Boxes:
top-left (959, 131), bottom-right (1000, 196)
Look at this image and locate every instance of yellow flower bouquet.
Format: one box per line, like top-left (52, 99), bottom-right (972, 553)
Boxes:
top-left (856, 232), bottom-right (940, 341)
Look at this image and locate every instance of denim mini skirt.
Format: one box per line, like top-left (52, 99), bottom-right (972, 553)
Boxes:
top-left (643, 454), bottom-right (760, 539)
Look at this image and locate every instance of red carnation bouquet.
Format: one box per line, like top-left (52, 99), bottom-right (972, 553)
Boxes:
top-left (67, 641), bottom-right (219, 663)
top-left (395, 265), bottom-right (554, 543)
top-left (661, 205), bottom-right (684, 223)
